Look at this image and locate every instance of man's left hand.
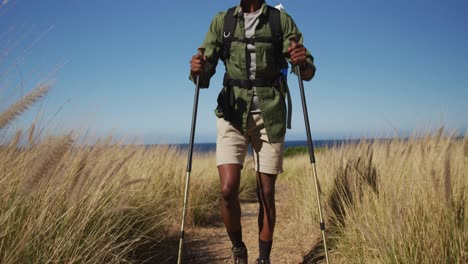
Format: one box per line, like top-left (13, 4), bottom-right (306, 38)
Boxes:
top-left (288, 42), bottom-right (308, 69)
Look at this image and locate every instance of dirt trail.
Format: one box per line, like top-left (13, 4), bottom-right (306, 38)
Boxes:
top-left (183, 184), bottom-right (314, 263)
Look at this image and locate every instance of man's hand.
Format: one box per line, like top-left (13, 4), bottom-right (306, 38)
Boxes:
top-left (288, 41), bottom-right (308, 70)
top-left (190, 53), bottom-right (207, 77)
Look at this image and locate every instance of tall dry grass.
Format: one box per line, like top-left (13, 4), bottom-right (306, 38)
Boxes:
top-left (0, 134), bottom-right (256, 263)
top-left (0, 85), bottom-right (255, 263)
top-left (279, 131), bottom-right (467, 263)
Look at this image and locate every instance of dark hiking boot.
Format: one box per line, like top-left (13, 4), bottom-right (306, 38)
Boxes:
top-left (255, 258), bottom-right (271, 264)
top-left (231, 243), bottom-right (248, 264)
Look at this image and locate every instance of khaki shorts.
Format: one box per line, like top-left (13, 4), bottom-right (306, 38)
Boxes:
top-left (216, 113), bottom-right (285, 174)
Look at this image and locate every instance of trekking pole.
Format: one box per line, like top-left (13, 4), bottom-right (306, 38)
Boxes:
top-left (177, 47), bottom-right (205, 264)
top-left (289, 36), bottom-right (330, 264)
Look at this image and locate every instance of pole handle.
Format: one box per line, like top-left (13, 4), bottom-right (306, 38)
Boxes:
top-left (198, 47), bottom-right (205, 57)
top-left (195, 47), bottom-right (206, 84)
top-left (289, 35), bottom-right (298, 47)
top-left (288, 36), bottom-right (301, 72)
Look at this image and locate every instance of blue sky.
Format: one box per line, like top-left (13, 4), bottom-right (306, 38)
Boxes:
top-left (1, 0), bottom-right (467, 143)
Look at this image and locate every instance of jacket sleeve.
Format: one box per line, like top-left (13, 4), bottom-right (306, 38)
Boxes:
top-left (189, 13), bottom-right (223, 88)
top-left (280, 12), bottom-right (316, 81)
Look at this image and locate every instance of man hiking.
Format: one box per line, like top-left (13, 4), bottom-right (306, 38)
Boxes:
top-left (189, 0), bottom-right (315, 263)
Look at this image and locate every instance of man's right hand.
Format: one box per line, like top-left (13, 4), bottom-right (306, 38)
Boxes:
top-left (190, 53), bottom-right (207, 77)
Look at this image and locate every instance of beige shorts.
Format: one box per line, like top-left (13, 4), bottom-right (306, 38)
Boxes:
top-left (216, 113), bottom-right (285, 174)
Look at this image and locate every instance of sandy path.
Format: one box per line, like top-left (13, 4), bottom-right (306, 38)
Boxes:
top-left (182, 184), bottom-right (312, 263)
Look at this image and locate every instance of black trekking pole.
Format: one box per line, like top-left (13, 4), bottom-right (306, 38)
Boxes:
top-left (177, 47), bottom-right (205, 264)
top-left (290, 36), bottom-right (330, 264)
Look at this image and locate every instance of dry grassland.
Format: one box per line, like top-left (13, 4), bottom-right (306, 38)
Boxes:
top-left (0, 84), bottom-right (466, 263)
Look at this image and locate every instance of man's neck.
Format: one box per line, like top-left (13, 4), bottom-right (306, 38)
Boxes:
top-left (241, 0), bottom-right (263, 13)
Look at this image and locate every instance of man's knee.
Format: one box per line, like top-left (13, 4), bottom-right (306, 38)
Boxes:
top-left (220, 184), bottom-right (239, 203)
top-left (260, 185), bottom-right (275, 203)
top-left (218, 164), bottom-right (242, 204)
top-left (258, 173), bottom-right (277, 204)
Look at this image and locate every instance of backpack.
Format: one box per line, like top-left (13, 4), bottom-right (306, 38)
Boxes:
top-left (221, 5), bottom-right (283, 64)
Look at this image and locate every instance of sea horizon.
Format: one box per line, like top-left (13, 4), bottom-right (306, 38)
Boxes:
top-left (146, 139), bottom-right (367, 154)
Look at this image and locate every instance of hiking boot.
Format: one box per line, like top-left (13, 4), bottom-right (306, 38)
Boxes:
top-left (255, 259), bottom-right (271, 264)
top-left (231, 243), bottom-right (248, 264)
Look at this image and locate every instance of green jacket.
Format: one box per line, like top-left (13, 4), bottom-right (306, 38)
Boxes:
top-left (191, 2), bottom-right (315, 142)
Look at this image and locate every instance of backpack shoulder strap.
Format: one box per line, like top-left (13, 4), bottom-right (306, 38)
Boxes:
top-left (267, 6), bottom-right (283, 58)
top-left (222, 6), bottom-right (238, 61)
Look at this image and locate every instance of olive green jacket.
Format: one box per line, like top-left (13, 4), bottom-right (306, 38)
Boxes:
top-left (191, 2), bottom-right (315, 142)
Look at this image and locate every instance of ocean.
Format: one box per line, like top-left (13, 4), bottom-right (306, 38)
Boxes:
top-left (165, 139), bottom-right (362, 154)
